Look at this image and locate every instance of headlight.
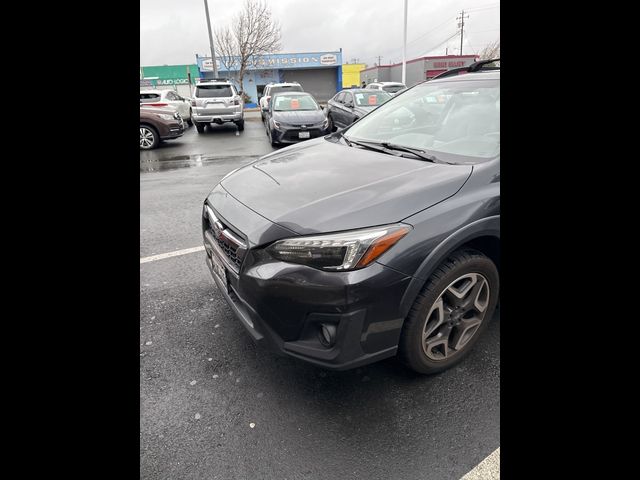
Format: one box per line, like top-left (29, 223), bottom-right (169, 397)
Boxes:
top-left (273, 120), bottom-right (282, 129)
top-left (267, 224), bottom-right (411, 271)
top-left (158, 113), bottom-right (174, 120)
top-left (321, 118), bottom-right (329, 128)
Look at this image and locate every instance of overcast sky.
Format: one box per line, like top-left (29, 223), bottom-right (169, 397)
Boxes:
top-left (140, 0), bottom-right (499, 67)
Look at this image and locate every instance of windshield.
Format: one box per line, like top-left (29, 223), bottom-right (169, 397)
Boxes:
top-left (270, 85), bottom-right (303, 96)
top-left (383, 85), bottom-right (406, 93)
top-left (354, 91), bottom-right (391, 107)
top-left (273, 94), bottom-right (319, 111)
top-left (196, 85), bottom-right (234, 98)
top-left (344, 79), bottom-right (500, 163)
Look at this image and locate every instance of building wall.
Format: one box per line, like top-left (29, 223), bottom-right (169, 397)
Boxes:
top-left (342, 63), bottom-right (366, 88)
top-left (281, 68), bottom-right (338, 102)
top-left (140, 64), bottom-right (199, 91)
top-left (361, 67), bottom-right (391, 85)
top-left (196, 51), bottom-right (343, 104)
top-left (360, 55), bottom-right (479, 87)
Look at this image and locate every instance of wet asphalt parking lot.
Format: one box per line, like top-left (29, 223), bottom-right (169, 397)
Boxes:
top-left (140, 112), bottom-right (500, 479)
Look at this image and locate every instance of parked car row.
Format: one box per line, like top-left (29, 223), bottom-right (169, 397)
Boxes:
top-left (139, 79), bottom-right (404, 150)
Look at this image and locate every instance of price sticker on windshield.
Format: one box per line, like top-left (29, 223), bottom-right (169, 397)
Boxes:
top-left (368, 95), bottom-right (377, 105)
top-left (290, 98), bottom-right (300, 109)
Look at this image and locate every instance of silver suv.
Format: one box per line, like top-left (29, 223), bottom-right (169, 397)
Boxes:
top-left (191, 80), bottom-right (244, 132)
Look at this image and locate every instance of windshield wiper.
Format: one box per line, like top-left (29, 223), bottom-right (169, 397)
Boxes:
top-left (345, 138), bottom-right (448, 163)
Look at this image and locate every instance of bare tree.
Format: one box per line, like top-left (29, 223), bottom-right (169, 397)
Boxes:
top-left (214, 26), bottom-right (238, 74)
top-left (214, 0), bottom-right (281, 91)
top-left (478, 39), bottom-right (500, 61)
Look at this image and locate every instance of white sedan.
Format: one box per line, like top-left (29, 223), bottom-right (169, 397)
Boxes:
top-left (140, 89), bottom-right (193, 125)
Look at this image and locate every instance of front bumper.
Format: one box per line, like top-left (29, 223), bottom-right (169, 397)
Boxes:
top-left (202, 200), bottom-right (412, 370)
top-left (160, 121), bottom-right (185, 139)
top-left (271, 126), bottom-right (330, 144)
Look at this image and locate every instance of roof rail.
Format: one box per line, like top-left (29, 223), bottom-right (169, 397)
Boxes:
top-left (431, 58), bottom-right (500, 80)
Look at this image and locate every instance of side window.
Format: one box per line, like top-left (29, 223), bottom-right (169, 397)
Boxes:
top-left (343, 92), bottom-right (353, 105)
top-left (165, 91), bottom-right (176, 101)
top-left (336, 92), bottom-right (346, 103)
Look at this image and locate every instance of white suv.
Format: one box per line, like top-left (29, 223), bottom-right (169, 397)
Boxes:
top-left (140, 89), bottom-right (193, 125)
top-left (259, 82), bottom-right (303, 121)
top-left (191, 80), bottom-right (244, 133)
top-left (365, 82), bottom-right (407, 96)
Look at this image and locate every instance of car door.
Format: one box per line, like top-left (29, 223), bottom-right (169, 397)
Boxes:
top-left (173, 93), bottom-right (190, 118)
top-left (331, 92), bottom-right (347, 127)
top-left (163, 91), bottom-right (182, 115)
top-left (341, 92), bottom-right (358, 126)
top-left (327, 92), bottom-right (341, 124)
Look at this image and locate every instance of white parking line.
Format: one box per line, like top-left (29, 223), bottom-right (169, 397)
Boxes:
top-left (140, 246), bottom-right (205, 264)
top-left (460, 447), bottom-right (500, 479)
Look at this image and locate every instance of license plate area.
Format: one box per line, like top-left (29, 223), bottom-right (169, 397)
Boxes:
top-left (298, 131), bottom-right (310, 139)
top-left (208, 249), bottom-right (230, 293)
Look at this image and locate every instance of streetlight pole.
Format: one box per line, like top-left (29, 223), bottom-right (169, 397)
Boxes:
top-left (203, 0), bottom-right (218, 78)
top-left (402, 0), bottom-right (408, 85)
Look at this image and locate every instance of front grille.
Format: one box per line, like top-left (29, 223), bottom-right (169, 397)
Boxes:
top-left (203, 204), bottom-right (247, 271)
top-left (282, 128), bottom-right (323, 141)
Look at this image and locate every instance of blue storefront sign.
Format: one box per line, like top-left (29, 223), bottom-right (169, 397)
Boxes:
top-left (197, 51), bottom-right (342, 72)
top-left (196, 51), bottom-right (343, 105)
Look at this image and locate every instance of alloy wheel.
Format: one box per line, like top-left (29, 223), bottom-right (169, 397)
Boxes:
top-left (421, 273), bottom-right (490, 361)
top-left (140, 127), bottom-right (155, 149)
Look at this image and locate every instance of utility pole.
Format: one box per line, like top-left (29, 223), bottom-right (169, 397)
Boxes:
top-left (203, 0), bottom-right (218, 78)
top-left (376, 55), bottom-right (383, 66)
top-left (402, 0), bottom-right (408, 85)
top-left (457, 10), bottom-right (469, 56)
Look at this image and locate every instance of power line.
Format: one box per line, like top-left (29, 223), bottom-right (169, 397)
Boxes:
top-left (418, 30), bottom-right (461, 57)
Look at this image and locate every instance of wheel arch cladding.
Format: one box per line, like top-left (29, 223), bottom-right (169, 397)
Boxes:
top-left (398, 215), bottom-right (500, 318)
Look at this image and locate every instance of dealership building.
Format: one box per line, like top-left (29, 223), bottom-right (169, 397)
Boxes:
top-left (361, 55), bottom-right (479, 87)
top-left (139, 64), bottom-right (199, 98)
top-left (196, 50), bottom-right (343, 104)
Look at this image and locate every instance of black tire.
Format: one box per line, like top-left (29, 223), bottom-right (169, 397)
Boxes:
top-left (195, 122), bottom-right (205, 133)
top-left (186, 111), bottom-right (193, 127)
top-left (327, 113), bottom-right (336, 132)
top-left (398, 248), bottom-right (499, 374)
top-left (235, 119), bottom-right (245, 131)
top-left (140, 124), bottom-right (159, 150)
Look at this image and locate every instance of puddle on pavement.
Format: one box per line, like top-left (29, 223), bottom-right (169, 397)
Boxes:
top-left (140, 153), bottom-right (258, 173)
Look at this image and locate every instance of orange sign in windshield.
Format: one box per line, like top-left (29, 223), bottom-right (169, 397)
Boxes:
top-left (368, 95), bottom-right (377, 105)
top-left (290, 98), bottom-right (300, 109)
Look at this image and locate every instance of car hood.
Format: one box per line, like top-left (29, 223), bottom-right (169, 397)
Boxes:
top-left (273, 110), bottom-right (325, 125)
top-left (219, 138), bottom-right (472, 235)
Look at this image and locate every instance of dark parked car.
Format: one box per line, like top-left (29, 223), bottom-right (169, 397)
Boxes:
top-left (326, 89), bottom-right (392, 130)
top-left (140, 106), bottom-right (185, 150)
top-left (203, 61), bottom-right (500, 374)
top-left (262, 92), bottom-right (329, 146)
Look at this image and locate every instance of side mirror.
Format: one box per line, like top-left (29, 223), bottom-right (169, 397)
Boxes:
top-left (345, 101), bottom-right (354, 108)
top-left (262, 106), bottom-right (269, 113)
top-left (238, 90), bottom-right (244, 96)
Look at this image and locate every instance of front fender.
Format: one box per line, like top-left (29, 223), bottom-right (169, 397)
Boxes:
top-left (398, 215), bottom-right (500, 318)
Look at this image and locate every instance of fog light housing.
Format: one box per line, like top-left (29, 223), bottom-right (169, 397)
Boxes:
top-left (318, 324), bottom-right (337, 347)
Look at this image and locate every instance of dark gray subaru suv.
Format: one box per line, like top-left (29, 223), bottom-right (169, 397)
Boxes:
top-left (202, 62), bottom-right (500, 374)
